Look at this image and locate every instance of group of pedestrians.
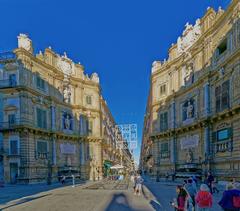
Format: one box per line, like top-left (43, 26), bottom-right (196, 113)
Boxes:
top-left (131, 173), bottom-right (144, 196)
top-left (171, 172), bottom-right (240, 211)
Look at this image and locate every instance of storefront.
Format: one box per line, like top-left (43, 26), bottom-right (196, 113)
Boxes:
top-left (103, 160), bottom-right (112, 177)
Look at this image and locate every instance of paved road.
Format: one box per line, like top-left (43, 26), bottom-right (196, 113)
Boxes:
top-left (143, 178), bottom-right (223, 211)
top-left (0, 178), bottom-right (224, 211)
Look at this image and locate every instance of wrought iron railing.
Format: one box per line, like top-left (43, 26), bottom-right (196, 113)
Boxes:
top-left (213, 140), bottom-right (233, 153)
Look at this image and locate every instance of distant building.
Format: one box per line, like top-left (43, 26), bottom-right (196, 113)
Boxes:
top-left (140, 0), bottom-right (240, 180)
top-left (0, 34), bottom-right (132, 184)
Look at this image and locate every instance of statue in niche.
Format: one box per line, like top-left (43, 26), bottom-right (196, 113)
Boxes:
top-left (186, 101), bottom-right (194, 119)
top-left (63, 87), bottom-right (71, 103)
top-left (184, 64), bottom-right (193, 84)
top-left (64, 114), bottom-right (71, 130)
top-left (186, 149), bottom-right (193, 163)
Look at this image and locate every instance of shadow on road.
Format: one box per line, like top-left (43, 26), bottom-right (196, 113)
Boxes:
top-left (0, 179), bottom-right (86, 206)
top-left (104, 193), bottom-right (147, 211)
top-left (1, 193), bottom-right (51, 210)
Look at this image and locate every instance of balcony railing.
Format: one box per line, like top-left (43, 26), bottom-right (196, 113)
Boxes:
top-left (0, 118), bottom-right (34, 129)
top-left (213, 140), bottom-right (233, 153)
top-left (160, 151), bottom-right (170, 159)
top-left (0, 79), bottom-right (17, 88)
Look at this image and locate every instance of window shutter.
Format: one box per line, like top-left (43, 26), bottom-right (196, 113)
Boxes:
top-left (70, 117), bottom-right (73, 130)
top-left (37, 108), bottom-right (42, 127)
top-left (222, 80), bottom-right (230, 110)
top-left (215, 86), bottom-right (221, 112)
top-left (42, 110), bottom-right (47, 129)
top-left (212, 131), bottom-right (217, 142)
top-left (228, 127), bottom-right (233, 138)
top-left (37, 76), bottom-right (40, 88)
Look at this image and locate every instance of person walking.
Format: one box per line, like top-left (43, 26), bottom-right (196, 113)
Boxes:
top-left (212, 179), bottom-right (219, 194)
top-left (171, 185), bottom-right (188, 211)
top-left (207, 172), bottom-right (214, 194)
top-left (134, 174), bottom-right (144, 196)
top-left (195, 184), bottom-right (213, 211)
top-left (185, 178), bottom-right (197, 208)
top-left (219, 182), bottom-right (240, 211)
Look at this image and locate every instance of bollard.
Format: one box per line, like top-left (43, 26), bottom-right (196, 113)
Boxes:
top-left (72, 174), bottom-right (75, 187)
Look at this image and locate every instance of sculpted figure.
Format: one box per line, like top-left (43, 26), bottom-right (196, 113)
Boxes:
top-left (186, 101), bottom-right (194, 119)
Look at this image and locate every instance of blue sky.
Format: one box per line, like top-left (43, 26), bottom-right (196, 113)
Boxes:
top-left (1, 0), bottom-right (230, 163)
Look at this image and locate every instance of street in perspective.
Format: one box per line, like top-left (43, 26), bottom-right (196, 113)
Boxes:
top-left (0, 0), bottom-right (240, 210)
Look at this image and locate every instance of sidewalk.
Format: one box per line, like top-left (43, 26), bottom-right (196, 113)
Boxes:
top-left (143, 174), bottom-right (226, 191)
top-left (0, 179), bottom-right (95, 209)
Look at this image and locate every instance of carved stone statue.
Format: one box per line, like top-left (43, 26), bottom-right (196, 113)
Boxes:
top-left (64, 115), bottom-right (71, 130)
top-left (17, 33), bottom-right (33, 52)
top-left (63, 87), bottom-right (71, 103)
top-left (186, 101), bottom-right (194, 119)
top-left (177, 19), bottom-right (201, 54)
top-left (186, 149), bottom-right (193, 163)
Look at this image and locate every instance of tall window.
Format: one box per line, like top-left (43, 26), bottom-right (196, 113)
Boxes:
top-left (36, 75), bottom-right (45, 91)
top-left (160, 84), bottom-right (166, 96)
top-left (79, 114), bottom-right (88, 135)
top-left (160, 142), bottom-right (169, 158)
top-left (160, 112), bottom-right (168, 132)
top-left (217, 39), bottom-right (227, 56)
top-left (215, 80), bottom-right (229, 112)
top-left (36, 108), bottom-right (47, 129)
top-left (9, 74), bottom-right (16, 86)
top-left (212, 128), bottom-right (233, 153)
top-left (9, 140), bottom-right (19, 155)
top-left (8, 114), bottom-right (16, 125)
top-left (86, 95), bottom-right (92, 105)
top-left (36, 141), bottom-right (48, 159)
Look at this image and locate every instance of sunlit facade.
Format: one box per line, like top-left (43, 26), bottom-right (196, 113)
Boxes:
top-left (0, 34), bottom-right (132, 184)
top-left (141, 0), bottom-right (240, 180)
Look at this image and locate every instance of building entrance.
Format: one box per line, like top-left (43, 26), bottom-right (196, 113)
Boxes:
top-left (10, 162), bottom-right (18, 184)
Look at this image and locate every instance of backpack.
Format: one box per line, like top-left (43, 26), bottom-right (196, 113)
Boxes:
top-left (233, 196), bottom-right (240, 208)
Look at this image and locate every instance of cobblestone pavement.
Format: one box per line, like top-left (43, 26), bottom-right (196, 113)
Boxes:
top-left (0, 178), bottom-right (224, 211)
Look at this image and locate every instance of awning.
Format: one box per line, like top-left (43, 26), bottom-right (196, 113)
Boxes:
top-left (110, 164), bottom-right (124, 169)
top-left (104, 160), bottom-right (112, 168)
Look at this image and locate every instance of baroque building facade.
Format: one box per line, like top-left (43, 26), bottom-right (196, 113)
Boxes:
top-left (0, 34), bottom-right (132, 184)
top-left (140, 0), bottom-right (240, 180)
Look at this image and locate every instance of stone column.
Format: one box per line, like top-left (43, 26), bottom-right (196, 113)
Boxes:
top-left (50, 106), bottom-right (56, 131)
top-left (52, 136), bottom-right (56, 165)
top-left (204, 126), bottom-right (210, 160)
top-left (170, 101), bottom-right (176, 129)
top-left (170, 137), bottom-right (176, 164)
top-left (204, 83), bottom-right (210, 116)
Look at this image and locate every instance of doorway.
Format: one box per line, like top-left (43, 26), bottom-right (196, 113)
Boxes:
top-left (0, 156), bottom-right (3, 183)
top-left (10, 162), bottom-right (18, 184)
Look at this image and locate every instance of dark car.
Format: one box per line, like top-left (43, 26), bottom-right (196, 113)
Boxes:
top-left (58, 169), bottom-right (81, 182)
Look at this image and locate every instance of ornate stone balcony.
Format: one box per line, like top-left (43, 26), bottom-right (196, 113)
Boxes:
top-left (0, 79), bottom-right (17, 88)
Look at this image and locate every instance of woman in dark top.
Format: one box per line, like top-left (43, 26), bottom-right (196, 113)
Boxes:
top-left (172, 185), bottom-right (188, 211)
